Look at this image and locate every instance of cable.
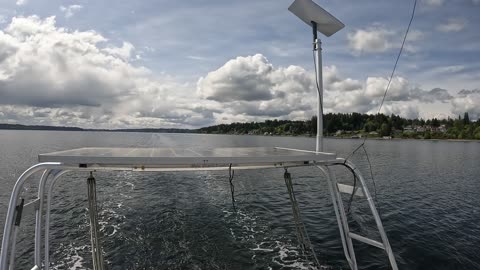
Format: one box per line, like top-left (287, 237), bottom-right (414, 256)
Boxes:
top-left (344, 0), bottom-right (418, 205)
top-left (377, 0), bottom-right (417, 115)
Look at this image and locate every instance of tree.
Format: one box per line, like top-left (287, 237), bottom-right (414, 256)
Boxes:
top-left (424, 130), bottom-right (431, 139)
top-left (474, 126), bottom-right (480, 140)
top-left (380, 123), bottom-right (392, 136)
top-left (364, 120), bottom-right (377, 132)
top-left (464, 112), bottom-right (470, 125)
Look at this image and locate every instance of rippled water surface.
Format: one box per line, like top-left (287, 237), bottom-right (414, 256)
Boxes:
top-left (0, 130), bottom-right (479, 269)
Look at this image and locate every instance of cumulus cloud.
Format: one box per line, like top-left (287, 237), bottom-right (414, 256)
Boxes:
top-left (0, 16), bottom-right (473, 128)
top-left (436, 18), bottom-right (467, 32)
top-left (103, 42), bottom-right (135, 61)
top-left (60, 5), bottom-right (83, 18)
top-left (365, 76), bottom-right (410, 101)
top-left (451, 90), bottom-right (480, 120)
top-left (414, 88), bottom-right (452, 103)
top-left (347, 26), bottom-right (393, 53)
top-left (326, 74), bottom-right (457, 119)
top-left (197, 55), bottom-right (455, 121)
top-left (374, 103), bottom-right (420, 119)
top-left (458, 89), bottom-right (480, 96)
top-left (347, 26), bottom-right (423, 54)
top-left (197, 54), bottom-right (316, 121)
top-left (0, 16), bottom-right (213, 128)
top-left (198, 55), bottom-right (276, 102)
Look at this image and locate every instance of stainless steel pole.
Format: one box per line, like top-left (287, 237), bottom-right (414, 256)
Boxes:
top-left (313, 23), bottom-right (324, 152)
top-left (87, 172), bottom-right (105, 270)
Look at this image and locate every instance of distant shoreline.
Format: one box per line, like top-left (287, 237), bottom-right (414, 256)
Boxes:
top-left (0, 123), bottom-right (193, 133)
top-left (1, 123), bottom-right (478, 142)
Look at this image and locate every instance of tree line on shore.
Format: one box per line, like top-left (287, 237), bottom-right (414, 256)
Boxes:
top-left (198, 112), bottom-right (480, 140)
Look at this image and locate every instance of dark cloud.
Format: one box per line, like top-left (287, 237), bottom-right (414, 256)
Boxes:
top-left (458, 89), bottom-right (480, 96)
top-left (413, 88), bottom-right (453, 103)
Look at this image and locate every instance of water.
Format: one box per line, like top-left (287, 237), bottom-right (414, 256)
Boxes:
top-left (0, 130), bottom-right (479, 269)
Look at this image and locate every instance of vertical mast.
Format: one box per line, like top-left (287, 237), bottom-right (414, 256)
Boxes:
top-left (312, 22), bottom-right (323, 152)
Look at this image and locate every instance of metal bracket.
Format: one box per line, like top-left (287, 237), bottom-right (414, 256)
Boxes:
top-left (13, 199), bottom-right (25, 226)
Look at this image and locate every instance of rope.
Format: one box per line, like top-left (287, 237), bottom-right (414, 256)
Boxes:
top-left (283, 168), bottom-right (321, 268)
top-left (228, 164), bottom-right (236, 211)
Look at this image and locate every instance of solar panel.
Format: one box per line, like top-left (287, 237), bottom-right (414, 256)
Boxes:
top-left (38, 147), bottom-right (336, 168)
top-left (288, 0), bottom-right (345, 37)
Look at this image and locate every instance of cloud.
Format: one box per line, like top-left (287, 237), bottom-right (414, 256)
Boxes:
top-left (0, 16), bottom-right (214, 128)
top-left (347, 26), bottom-right (394, 54)
top-left (103, 42), bottom-right (135, 61)
top-left (422, 0), bottom-right (445, 6)
top-left (60, 5), bottom-right (83, 19)
top-left (365, 76), bottom-right (411, 101)
top-left (16, 0), bottom-right (27, 6)
top-left (197, 55), bottom-right (275, 102)
top-left (196, 54), bottom-right (317, 121)
top-left (436, 18), bottom-right (467, 32)
top-left (325, 73), bottom-right (456, 119)
top-left (431, 65), bottom-right (465, 74)
top-left (451, 90), bottom-right (480, 120)
top-left (458, 89), bottom-right (480, 96)
top-left (0, 15), bottom-right (471, 128)
top-left (374, 103), bottom-right (420, 119)
top-left (330, 78), bottom-right (362, 92)
top-left (197, 54), bottom-right (313, 102)
top-left (416, 88), bottom-right (452, 103)
top-left (347, 26), bottom-right (423, 54)
top-left (186, 55), bottom-right (208, 61)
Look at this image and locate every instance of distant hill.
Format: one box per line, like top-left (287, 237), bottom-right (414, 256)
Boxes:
top-left (0, 123), bottom-right (193, 133)
top-left (0, 123), bottom-right (83, 131)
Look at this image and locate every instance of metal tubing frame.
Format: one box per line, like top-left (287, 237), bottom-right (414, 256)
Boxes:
top-left (44, 170), bottom-right (70, 270)
top-left (1, 159), bottom-right (398, 270)
top-left (338, 158), bottom-right (398, 270)
top-left (326, 167), bottom-right (358, 270)
top-left (34, 170), bottom-right (52, 268)
top-left (317, 165), bottom-right (355, 269)
top-left (7, 227), bottom-right (18, 270)
top-left (0, 162), bottom-right (62, 270)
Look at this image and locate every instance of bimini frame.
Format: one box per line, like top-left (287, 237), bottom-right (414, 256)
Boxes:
top-left (0, 147), bottom-right (398, 270)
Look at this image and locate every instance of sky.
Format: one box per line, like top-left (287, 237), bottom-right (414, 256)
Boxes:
top-left (0, 0), bottom-right (478, 129)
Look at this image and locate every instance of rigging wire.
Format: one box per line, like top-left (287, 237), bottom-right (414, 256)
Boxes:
top-left (343, 0), bottom-right (418, 206)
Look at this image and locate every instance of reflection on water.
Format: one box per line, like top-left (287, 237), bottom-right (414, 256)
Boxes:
top-left (0, 130), bottom-right (479, 269)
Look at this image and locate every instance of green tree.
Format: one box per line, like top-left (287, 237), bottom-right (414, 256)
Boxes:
top-left (474, 126), bottom-right (480, 140)
top-left (464, 112), bottom-right (470, 125)
top-left (424, 130), bottom-right (431, 139)
top-left (380, 123), bottom-right (392, 136)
